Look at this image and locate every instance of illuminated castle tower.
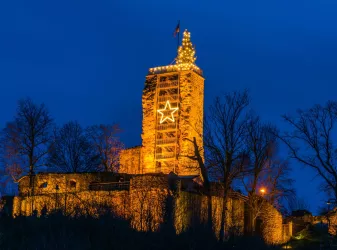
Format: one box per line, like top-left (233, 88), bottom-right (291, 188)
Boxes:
top-left (141, 30), bottom-right (204, 176)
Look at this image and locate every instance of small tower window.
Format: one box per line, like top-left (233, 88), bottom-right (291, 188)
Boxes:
top-left (40, 182), bottom-right (48, 188)
top-left (69, 180), bottom-right (77, 189)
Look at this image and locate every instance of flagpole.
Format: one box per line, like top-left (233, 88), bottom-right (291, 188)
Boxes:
top-left (173, 20), bottom-right (180, 61)
top-left (177, 21), bottom-right (180, 51)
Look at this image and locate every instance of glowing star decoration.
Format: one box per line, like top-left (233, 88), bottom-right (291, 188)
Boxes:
top-left (157, 101), bottom-right (178, 124)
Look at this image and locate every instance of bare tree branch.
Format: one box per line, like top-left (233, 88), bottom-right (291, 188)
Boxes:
top-left (204, 90), bottom-right (250, 241)
top-left (1, 98), bottom-right (53, 178)
top-left (86, 124), bottom-right (124, 172)
top-left (48, 121), bottom-right (98, 173)
top-left (281, 101), bottom-right (337, 200)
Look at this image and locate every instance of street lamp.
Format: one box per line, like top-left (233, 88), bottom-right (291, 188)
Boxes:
top-left (325, 199), bottom-right (336, 231)
top-left (326, 199), bottom-right (336, 212)
top-left (326, 199), bottom-right (336, 206)
top-left (259, 188), bottom-right (266, 195)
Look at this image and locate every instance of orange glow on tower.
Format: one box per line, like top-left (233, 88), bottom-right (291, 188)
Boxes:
top-left (140, 30), bottom-right (204, 175)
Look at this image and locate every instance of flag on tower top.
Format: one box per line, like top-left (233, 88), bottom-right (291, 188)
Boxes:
top-left (173, 21), bottom-right (180, 37)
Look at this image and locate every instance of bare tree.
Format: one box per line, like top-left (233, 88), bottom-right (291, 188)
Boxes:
top-left (242, 115), bottom-right (278, 234)
top-left (0, 145), bottom-right (24, 186)
top-left (86, 124), bottom-right (124, 172)
top-left (281, 101), bottom-right (337, 201)
top-left (204, 90), bottom-right (250, 241)
top-left (1, 98), bottom-right (53, 188)
top-left (257, 160), bottom-right (295, 219)
top-left (183, 137), bottom-right (213, 230)
top-left (243, 115), bottom-right (277, 193)
top-left (266, 160), bottom-right (295, 206)
top-left (48, 121), bottom-right (98, 172)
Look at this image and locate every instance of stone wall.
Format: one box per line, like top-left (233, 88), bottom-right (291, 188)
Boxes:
top-left (320, 208), bottom-right (337, 235)
top-left (178, 71), bottom-right (204, 176)
top-left (17, 172), bottom-right (120, 196)
top-left (174, 192), bottom-right (245, 238)
top-left (260, 202), bottom-right (291, 245)
top-left (13, 190), bottom-right (129, 218)
top-left (130, 175), bottom-right (170, 231)
top-left (119, 146), bottom-right (142, 174)
top-left (13, 174), bottom-right (290, 245)
top-left (141, 75), bottom-right (158, 173)
top-left (13, 175), bottom-right (245, 236)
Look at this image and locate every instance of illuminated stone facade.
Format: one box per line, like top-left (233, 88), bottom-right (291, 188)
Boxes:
top-left (10, 30), bottom-right (293, 245)
top-left (12, 172), bottom-right (292, 244)
top-left (119, 146), bottom-right (142, 174)
top-left (13, 172), bottom-right (130, 217)
top-left (120, 30), bottom-right (204, 176)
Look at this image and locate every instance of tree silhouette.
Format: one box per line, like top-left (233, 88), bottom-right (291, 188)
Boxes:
top-left (282, 101), bottom-right (337, 202)
top-left (204, 90), bottom-right (250, 241)
top-left (86, 124), bottom-right (124, 172)
top-left (48, 121), bottom-right (98, 173)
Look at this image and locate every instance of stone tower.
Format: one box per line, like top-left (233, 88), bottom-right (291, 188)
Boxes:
top-left (141, 30), bottom-right (204, 176)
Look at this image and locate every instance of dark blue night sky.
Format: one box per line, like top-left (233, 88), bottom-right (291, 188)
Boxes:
top-left (1, 0), bottom-right (337, 213)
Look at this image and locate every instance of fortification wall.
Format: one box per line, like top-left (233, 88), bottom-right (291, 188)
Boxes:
top-left (13, 174), bottom-right (290, 245)
top-left (119, 146), bottom-right (142, 174)
top-left (18, 172), bottom-right (123, 196)
top-left (260, 202), bottom-right (292, 244)
top-left (319, 208), bottom-right (337, 235)
top-left (13, 190), bottom-right (129, 218)
top-left (130, 175), bottom-right (170, 231)
top-left (141, 75), bottom-right (158, 173)
top-left (178, 71), bottom-right (204, 176)
top-left (174, 192), bottom-right (245, 238)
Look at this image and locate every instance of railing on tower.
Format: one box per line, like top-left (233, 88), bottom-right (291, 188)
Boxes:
top-left (156, 138), bottom-right (176, 145)
top-left (148, 64), bottom-right (203, 76)
top-left (157, 124), bottom-right (176, 131)
top-left (157, 80), bottom-right (178, 89)
top-left (157, 95), bottom-right (179, 103)
top-left (154, 73), bottom-right (180, 173)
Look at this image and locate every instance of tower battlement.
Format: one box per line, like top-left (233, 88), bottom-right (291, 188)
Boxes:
top-left (148, 63), bottom-right (203, 76)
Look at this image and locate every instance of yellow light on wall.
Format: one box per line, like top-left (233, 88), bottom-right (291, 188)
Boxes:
top-left (157, 100), bottom-right (178, 124)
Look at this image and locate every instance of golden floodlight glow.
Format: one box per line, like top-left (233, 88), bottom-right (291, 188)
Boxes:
top-left (157, 100), bottom-right (178, 124)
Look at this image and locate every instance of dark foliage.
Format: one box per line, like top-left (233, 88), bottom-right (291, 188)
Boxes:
top-left (0, 212), bottom-right (279, 250)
